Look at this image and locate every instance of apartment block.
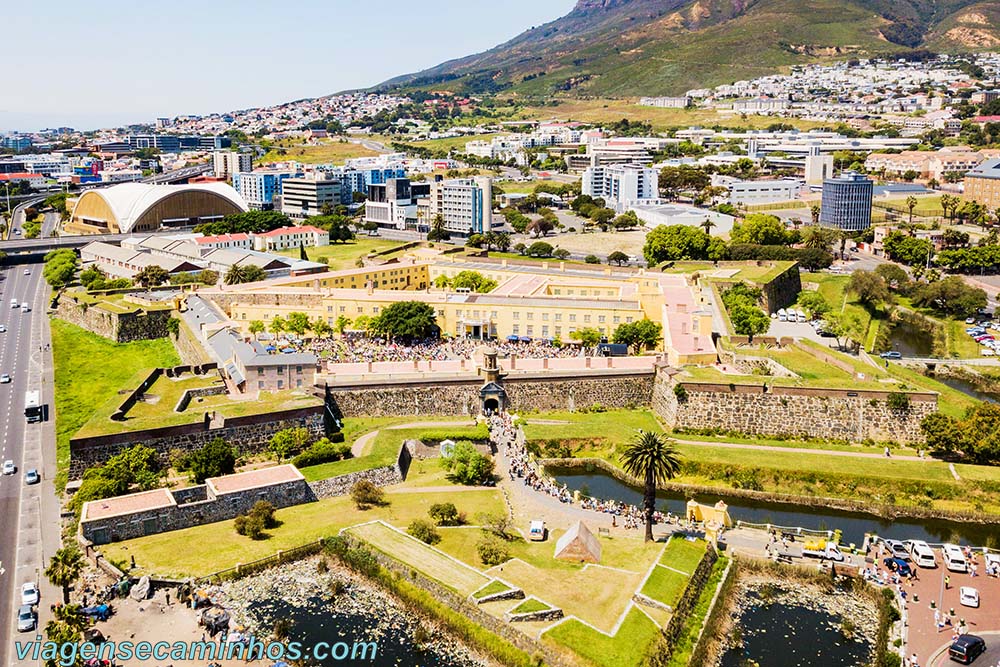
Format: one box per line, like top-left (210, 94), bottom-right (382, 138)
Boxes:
top-left (280, 176), bottom-right (341, 219)
top-left (582, 164), bottom-right (659, 213)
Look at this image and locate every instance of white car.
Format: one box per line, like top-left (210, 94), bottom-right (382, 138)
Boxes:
top-left (943, 544), bottom-right (969, 573)
top-left (0, 325), bottom-right (6, 333)
top-left (983, 349), bottom-right (996, 357)
top-left (20, 582), bottom-right (38, 606)
top-left (19, 304), bottom-right (29, 313)
top-left (905, 540), bottom-right (937, 568)
top-left (960, 586), bottom-right (980, 608)
top-left (2, 459), bottom-right (14, 475)
top-left (0, 374), bottom-right (10, 384)
top-left (22, 269), bottom-right (29, 276)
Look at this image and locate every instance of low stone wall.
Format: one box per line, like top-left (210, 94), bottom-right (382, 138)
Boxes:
top-left (473, 588), bottom-right (525, 604)
top-left (81, 477), bottom-right (315, 544)
top-left (309, 442), bottom-right (413, 498)
top-left (656, 542), bottom-right (719, 663)
top-left (652, 370), bottom-right (936, 443)
top-left (69, 406), bottom-right (326, 479)
top-left (175, 385), bottom-right (227, 412)
top-left (504, 607), bottom-right (563, 623)
top-left (56, 295), bottom-right (174, 343)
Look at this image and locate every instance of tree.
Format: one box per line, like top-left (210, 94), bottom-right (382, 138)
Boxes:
top-left (370, 301), bottom-right (437, 340)
top-left (800, 225), bottom-right (838, 251)
top-left (407, 519), bottom-right (441, 545)
top-left (796, 291), bottom-right (830, 318)
top-left (45, 545), bottom-right (85, 604)
top-left (195, 210), bottom-right (290, 235)
top-left (569, 327), bottom-right (602, 348)
top-left (607, 251), bottom-right (629, 266)
top-left (620, 430), bottom-right (681, 542)
top-left (729, 214), bottom-right (790, 246)
top-left (585, 254), bottom-right (601, 264)
top-left (248, 320), bottom-right (265, 338)
top-left (43, 249), bottom-right (79, 289)
top-left (243, 264), bottom-right (266, 282)
top-left (351, 479), bottom-right (387, 509)
top-left (906, 195), bottom-right (918, 224)
top-left (911, 277), bottom-right (987, 318)
top-left (810, 204), bottom-right (821, 226)
top-left (527, 217), bottom-right (554, 237)
top-left (270, 427), bottom-right (311, 460)
top-left (493, 231), bottom-right (512, 252)
top-left (613, 319), bottom-right (663, 353)
top-left (285, 311), bottom-right (312, 336)
top-left (553, 248), bottom-right (571, 260)
top-left (311, 317), bottom-right (333, 339)
top-left (224, 265), bottom-right (247, 285)
top-left (269, 315), bottom-right (287, 334)
top-left (847, 270), bottom-right (891, 306)
top-left (426, 214), bottom-right (450, 241)
top-left (613, 210), bottom-right (640, 231)
top-left (440, 441), bottom-right (495, 485)
top-left (452, 270), bottom-right (498, 293)
top-left (134, 264), bottom-right (170, 288)
top-left (526, 241), bottom-right (554, 257)
top-left (874, 264), bottom-right (909, 291)
top-left (700, 218), bottom-right (716, 236)
top-left (335, 315), bottom-right (352, 335)
top-left (729, 302), bottom-right (770, 341)
top-left (185, 437), bottom-right (236, 483)
top-left (429, 502), bottom-right (462, 526)
top-left (643, 225), bottom-right (711, 264)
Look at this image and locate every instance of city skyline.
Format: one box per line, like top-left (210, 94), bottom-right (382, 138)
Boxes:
top-left (1, 0), bottom-right (574, 133)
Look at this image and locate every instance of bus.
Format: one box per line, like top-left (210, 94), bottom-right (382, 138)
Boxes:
top-left (24, 390), bottom-right (43, 423)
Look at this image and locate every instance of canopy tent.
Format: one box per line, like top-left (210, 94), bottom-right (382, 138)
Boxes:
top-left (554, 521), bottom-right (601, 563)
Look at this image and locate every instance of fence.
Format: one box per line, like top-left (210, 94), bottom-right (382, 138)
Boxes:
top-left (734, 520), bottom-right (836, 539)
top-left (194, 539), bottom-right (326, 585)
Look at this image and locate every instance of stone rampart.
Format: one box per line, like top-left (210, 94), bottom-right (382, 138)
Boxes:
top-left (308, 443), bottom-right (414, 499)
top-left (55, 296), bottom-right (174, 343)
top-left (652, 370), bottom-right (936, 443)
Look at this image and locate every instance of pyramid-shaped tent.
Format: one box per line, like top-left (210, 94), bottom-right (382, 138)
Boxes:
top-left (554, 521), bottom-right (601, 563)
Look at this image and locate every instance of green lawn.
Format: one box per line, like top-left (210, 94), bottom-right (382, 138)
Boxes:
top-left (473, 580), bottom-right (513, 599)
top-left (348, 521), bottom-right (491, 595)
top-left (102, 487), bottom-right (503, 578)
top-left (521, 410), bottom-right (662, 446)
top-left (511, 598), bottom-right (552, 614)
top-left (544, 607), bottom-right (660, 667)
top-left (51, 319), bottom-right (180, 488)
top-left (259, 139), bottom-right (380, 165)
top-left (276, 238), bottom-right (410, 271)
top-left (669, 431), bottom-right (918, 456)
top-left (883, 361), bottom-right (978, 419)
top-left (639, 567), bottom-right (689, 607)
top-left (495, 179), bottom-right (577, 195)
top-left (659, 537), bottom-right (706, 574)
top-left (663, 557), bottom-right (730, 667)
top-left (410, 133), bottom-right (499, 152)
top-left (945, 319), bottom-right (983, 359)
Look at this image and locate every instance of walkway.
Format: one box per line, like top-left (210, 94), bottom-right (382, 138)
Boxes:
top-left (350, 420), bottom-right (478, 457)
top-left (670, 437), bottom-right (928, 462)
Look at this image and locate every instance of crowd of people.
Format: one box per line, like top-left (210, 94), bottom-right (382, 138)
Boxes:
top-left (496, 413), bottom-right (671, 532)
top-left (310, 336), bottom-right (587, 364)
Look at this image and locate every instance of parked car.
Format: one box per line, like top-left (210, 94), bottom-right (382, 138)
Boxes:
top-left (943, 544), bottom-right (969, 573)
top-left (966, 317), bottom-right (977, 324)
top-left (879, 351), bottom-right (903, 359)
top-left (0, 374), bottom-right (11, 383)
top-left (885, 539), bottom-right (911, 561)
top-left (23, 469), bottom-right (39, 485)
top-left (982, 349), bottom-right (996, 357)
top-left (16, 605), bottom-right (35, 632)
top-left (0, 325), bottom-right (6, 333)
top-left (883, 556), bottom-right (912, 577)
top-left (950, 635), bottom-right (987, 664)
top-left (2, 460), bottom-right (14, 475)
top-left (19, 304), bottom-right (29, 313)
top-left (904, 540), bottom-right (937, 568)
top-left (20, 582), bottom-right (38, 606)
top-left (960, 587), bottom-right (980, 608)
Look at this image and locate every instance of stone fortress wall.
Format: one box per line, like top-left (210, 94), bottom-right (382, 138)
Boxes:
top-left (56, 295), bottom-right (174, 343)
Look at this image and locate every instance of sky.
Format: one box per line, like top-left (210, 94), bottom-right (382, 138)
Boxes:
top-left (0, 0), bottom-right (576, 132)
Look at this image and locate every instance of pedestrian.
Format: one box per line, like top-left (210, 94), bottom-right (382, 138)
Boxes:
top-left (934, 608), bottom-right (941, 629)
top-left (165, 592), bottom-right (170, 606)
top-left (945, 575), bottom-right (951, 590)
top-left (910, 653), bottom-right (918, 667)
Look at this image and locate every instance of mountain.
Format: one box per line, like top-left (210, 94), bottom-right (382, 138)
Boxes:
top-left (378, 0), bottom-right (1000, 98)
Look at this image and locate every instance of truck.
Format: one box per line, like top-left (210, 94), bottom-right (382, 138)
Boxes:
top-left (802, 539), bottom-right (845, 561)
top-left (24, 390), bottom-right (43, 423)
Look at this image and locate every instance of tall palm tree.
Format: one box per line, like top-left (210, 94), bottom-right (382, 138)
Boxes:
top-left (620, 430), bottom-right (682, 542)
top-left (224, 264), bottom-right (248, 285)
top-left (810, 204), bottom-right (821, 226)
top-left (45, 545), bottom-right (85, 604)
top-left (700, 218), bottom-right (716, 236)
top-left (52, 604), bottom-right (88, 634)
top-left (906, 196), bottom-right (918, 225)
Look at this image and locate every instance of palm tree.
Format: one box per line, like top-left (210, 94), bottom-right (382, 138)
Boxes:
top-left (620, 430), bottom-right (682, 542)
top-left (52, 604), bottom-right (88, 634)
top-left (224, 264), bottom-right (248, 285)
top-left (906, 196), bottom-right (918, 225)
top-left (700, 218), bottom-right (716, 236)
top-left (810, 204), bottom-right (821, 226)
top-left (45, 545), bottom-right (85, 604)
top-left (248, 320), bottom-right (265, 339)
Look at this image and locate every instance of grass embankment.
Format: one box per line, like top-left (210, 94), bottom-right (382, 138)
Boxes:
top-left (102, 487), bottom-right (502, 578)
top-left (275, 238), bottom-right (409, 270)
top-left (543, 607), bottom-right (659, 667)
top-left (258, 139), bottom-right (379, 165)
top-left (297, 419), bottom-right (483, 481)
top-left (51, 319), bottom-right (180, 489)
top-left (408, 133), bottom-right (498, 152)
top-left (641, 538), bottom-right (706, 608)
top-left (661, 556), bottom-right (731, 667)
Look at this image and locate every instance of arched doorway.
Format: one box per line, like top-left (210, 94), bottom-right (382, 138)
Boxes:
top-left (483, 397), bottom-right (499, 414)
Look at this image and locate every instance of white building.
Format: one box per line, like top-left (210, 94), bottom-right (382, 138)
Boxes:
top-left (427, 176), bottom-right (493, 237)
top-left (280, 176), bottom-right (341, 219)
top-left (582, 164), bottom-right (659, 213)
top-left (630, 203), bottom-right (736, 236)
top-left (712, 176), bottom-right (803, 206)
top-left (253, 225), bottom-right (329, 252)
top-left (213, 151), bottom-right (253, 179)
top-left (639, 96), bottom-right (691, 109)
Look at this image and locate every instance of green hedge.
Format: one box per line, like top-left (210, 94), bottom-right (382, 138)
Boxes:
top-left (417, 424), bottom-right (490, 443)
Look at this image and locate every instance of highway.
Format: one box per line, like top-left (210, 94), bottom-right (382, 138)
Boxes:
top-left (0, 261), bottom-right (56, 667)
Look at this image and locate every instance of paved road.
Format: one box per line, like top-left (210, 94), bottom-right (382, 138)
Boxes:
top-left (0, 262), bottom-right (58, 667)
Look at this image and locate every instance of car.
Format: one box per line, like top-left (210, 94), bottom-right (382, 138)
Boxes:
top-left (879, 351), bottom-right (903, 359)
top-left (16, 605), bottom-right (35, 632)
top-left (950, 635), bottom-right (987, 664)
top-left (0, 325), bottom-right (6, 333)
top-left (0, 374), bottom-right (10, 384)
top-left (885, 539), bottom-right (911, 561)
top-left (904, 540), bottom-right (937, 568)
top-left (9, 300), bottom-right (17, 309)
top-left (983, 349), bottom-right (996, 356)
top-left (818, 329), bottom-right (836, 337)
top-left (22, 269), bottom-right (29, 276)
top-left (13, 229), bottom-right (19, 235)
top-left (20, 582), bottom-right (38, 606)
top-left (24, 469), bottom-right (39, 485)
top-left (883, 556), bottom-right (912, 577)
top-left (960, 586), bottom-right (980, 608)
top-left (944, 544), bottom-right (969, 572)
top-left (2, 460), bottom-right (14, 475)
top-left (966, 317), bottom-right (977, 324)
top-left (19, 304), bottom-right (29, 313)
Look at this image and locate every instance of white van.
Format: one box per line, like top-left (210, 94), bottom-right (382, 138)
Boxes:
top-left (777, 308), bottom-right (787, 322)
top-left (20, 303), bottom-right (30, 313)
top-left (796, 310), bottom-right (807, 323)
top-left (10, 299), bottom-right (17, 309)
top-left (943, 544), bottom-right (968, 572)
top-left (905, 540), bottom-right (937, 568)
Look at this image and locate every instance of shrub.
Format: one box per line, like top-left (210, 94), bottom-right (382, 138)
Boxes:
top-left (886, 392), bottom-right (910, 411)
top-left (584, 254), bottom-right (600, 264)
top-left (407, 519), bottom-right (441, 545)
top-left (350, 479), bottom-right (387, 509)
top-left (429, 502), bottom-right (462, 526)
top-left (292, 437), bottom-right (352, 468)
top-left (440, 441), bottom-right (495, 485)
top-left (476, 537), bottom-right (510, 566)
top-left (249, 500), bottom-right (277, 528)
top-left (185, 437), bottom-right (236, 483)
top-left (673, 384), bottom-right (688, 403)
top-left (234, 512), bottom-right (266, 539)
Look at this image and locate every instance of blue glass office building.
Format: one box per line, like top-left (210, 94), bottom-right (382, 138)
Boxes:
top-left (820, 172), bottom-right (873, 232)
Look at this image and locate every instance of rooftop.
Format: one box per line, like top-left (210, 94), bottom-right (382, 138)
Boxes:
top-left (206, 464), bottom-right (304, 495)
top-left (81, 488), bottom-right (175, 521)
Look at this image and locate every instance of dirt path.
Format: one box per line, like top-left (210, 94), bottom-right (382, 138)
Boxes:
top-left (670, 437), bottom-right (928, 462)
top-left (351, 420), bottom-right (479, 457)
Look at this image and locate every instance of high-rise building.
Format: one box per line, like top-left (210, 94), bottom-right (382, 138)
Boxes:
top-left (232, 171), bottom-right (295, 210)
top-left (964, 158), bottom-right (1000, 210)
top-left (427, 176), bottom-right (493, 237)
top-left (804, 145), bottom-right (834, 185)
top-left (582, 164), bottom-right (659, 212)
top-left (212, 151), bottom-right (253, 180)
top-left (820, 172), bottom-right (873, 232)
top-left (280, 176), bottom-right (342, 219)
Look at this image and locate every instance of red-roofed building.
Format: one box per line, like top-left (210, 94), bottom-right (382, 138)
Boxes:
top-left (196, 233), bottom-right (252, 250)
top-left (253, 225), bottom-right (328, 251)
top-left (972, 116), bottom-right (1000, 126)
top-left (0, 172), bottom-right (46, 189)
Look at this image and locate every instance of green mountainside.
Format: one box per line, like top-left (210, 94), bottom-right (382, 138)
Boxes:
top-left (377, 0), bottom-right (1000, 98)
